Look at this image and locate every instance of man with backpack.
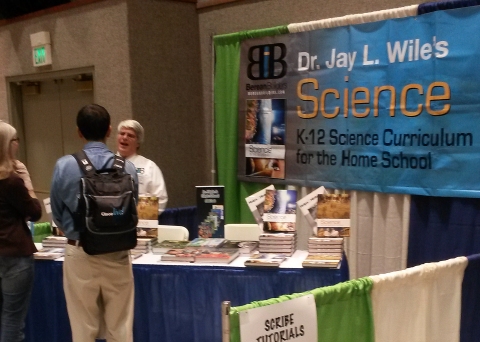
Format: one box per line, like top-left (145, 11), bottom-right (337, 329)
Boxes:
top-left (50, 104), bottom-right (139, 342)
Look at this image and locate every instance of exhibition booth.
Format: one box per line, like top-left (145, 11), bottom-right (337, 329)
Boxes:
top-left (20, 0), bottom-right (480, 341)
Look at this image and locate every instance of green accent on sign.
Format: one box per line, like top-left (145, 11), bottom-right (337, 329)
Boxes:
top-left (34, 46), bottom-right (46, 65)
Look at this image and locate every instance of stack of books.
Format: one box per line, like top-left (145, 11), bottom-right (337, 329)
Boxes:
top-left (258, 232), bottom-right (296, 256)
top-left (132, 237), bottom-right (158, 254)
top-left (34, 247), bottom-right (64, 260)
top-left (41, 235), bottom-right (67, 248)
top-left (302, 237), bottom-right (343, 268)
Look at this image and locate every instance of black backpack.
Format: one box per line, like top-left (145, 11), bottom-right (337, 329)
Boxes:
top-left (72, 150), bottom-right (138, 255)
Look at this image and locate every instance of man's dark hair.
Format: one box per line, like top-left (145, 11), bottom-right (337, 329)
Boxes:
top-left (76, 104), bottom-right (111, 141)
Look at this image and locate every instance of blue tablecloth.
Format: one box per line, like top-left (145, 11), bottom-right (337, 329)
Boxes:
top-left (25, 258), bottom-right (348, 342)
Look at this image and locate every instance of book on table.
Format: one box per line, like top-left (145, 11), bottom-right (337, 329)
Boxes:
top-left (160, 248), bottom-right (199, 262)
top-left (245, 184), bottom-right (275, 225)
top-left (34, 248), bottom-right (65, 260)
top-left (219, 240), bottom-right (259, 255)
top-left (160, 247), bottom-right (240, 264)
top-left (186, 237), bottom-right (227, 248)
top-left (193, 248), bottom-right (240, 264)
top-left (258, 248), bottom-right (295, 257)
top-left (315, 192), bottom-right (350, 237)
top-left (244, 253), bottom-right (288, 267)
top-left (151, 240), bottom-right (190, 254)
top-left (262, 189), bottom-right (297, 232)
top-left (41, 235), bottom-right (67, 248)
top-left (136, 237), bottom-right (158, 246)
top-left (308, 237), bottom-right (344, 245)
top-left (196, 185), bottom-right (225, 238)
top-left (259, 232), bottom-right (296, 240)
top-left (302, 253), bottom-right (342, 269)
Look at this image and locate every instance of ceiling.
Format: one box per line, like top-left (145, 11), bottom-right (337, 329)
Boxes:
top-left (0, 0), bottom-right (72, 20)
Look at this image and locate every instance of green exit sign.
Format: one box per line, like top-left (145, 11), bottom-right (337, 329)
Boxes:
top-left (32, 44), bottom-right (52, 66)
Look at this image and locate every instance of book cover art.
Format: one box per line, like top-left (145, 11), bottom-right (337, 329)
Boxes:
top-left (315, 192), bottom-right (350, 237)
top-left (244, 253), bottom-right (288, 267)
top-left (244, 99), bottom-right (286, 180)
top-left (219, 240), bottom-right (259, 255)
top-left (193, 248), bottom-right (240, 264)
top-left (296, 186), bottom-right (326, 229)
top-left (245, 184), bottom-right (275, 225)
top-left (196, 186), bottom-right (225, 238)
top-left (262, 189), bottom-right (297, 232)
top-left (151, 240), bottom-right (190, 254)
top-left (160, 248), bottom-right (199, 262)
top-left (137, 195), bottom-right (159, 232)
top-left (186, 238), bottom-right (226, 248)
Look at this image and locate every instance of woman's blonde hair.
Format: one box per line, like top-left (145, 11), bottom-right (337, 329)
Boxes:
top-left (0, 121), bottom-right (17, 179)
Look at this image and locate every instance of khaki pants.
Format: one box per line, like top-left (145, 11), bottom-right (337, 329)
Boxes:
top-left (63, 244), bottom-right (134, 342)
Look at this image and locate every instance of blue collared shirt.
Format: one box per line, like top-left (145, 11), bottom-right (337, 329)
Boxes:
top-left (50, 142), bottom-right (138, 240)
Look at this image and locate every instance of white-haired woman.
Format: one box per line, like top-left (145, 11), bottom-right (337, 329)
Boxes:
top-left (0, 121), bottom-right (42, 342)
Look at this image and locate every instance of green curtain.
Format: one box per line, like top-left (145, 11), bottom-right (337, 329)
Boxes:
top-left (213, 26), bottom-right (289, 224)
top-left (228, 277), bottom-right (375, 342)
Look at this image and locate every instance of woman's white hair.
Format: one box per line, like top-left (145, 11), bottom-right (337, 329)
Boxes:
top-left (0, 121), bottom-right (17, 179)
top-left (117, 119), bottom-right (144, 144)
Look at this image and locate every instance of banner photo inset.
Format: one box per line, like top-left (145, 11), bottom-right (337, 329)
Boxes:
top-left (237, 6), bottom-right (480, 198)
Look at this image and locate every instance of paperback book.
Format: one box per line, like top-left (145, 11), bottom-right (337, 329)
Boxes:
top-left (245, 184), bottom-right (275, 225)
top-left (258, 248), bottom-right (294, 257)
top-left (220, 240), bottom-right (259, 255)
top-left (34, 248), bottom-right (64, 260)
top-left (151, 240), bottom-right (190, 254)
top-left (244, 253), bottom-right (288, 267)
top-left (130, 250), bottom-right (145, 260)
top-left (136, 237), bottom-right (158, 246)
top-left (315, 192), bottom-right (351, 237)
top-left (259, 232), bottom-right (296, 241)
top-left (296, 186), bottom-right (326, 229)
top-left (263, 189), bottom-right (297, 232)
top-left (160, 247), bottom-right (240, 264)
top-left (41, 235), bottom-right (67, 248)
top-left (137, 195), bottom-right (159, 237)
top-left (186, 238), bottom-right (226, 248)
top-left (160, 248), bottom-right (199, 262)
top-left (196, 185), bottom-right (225, 238)
top-left (193, 248), bottom-right (240, 264)
top-left (302, 254), bottom-right (342, 268)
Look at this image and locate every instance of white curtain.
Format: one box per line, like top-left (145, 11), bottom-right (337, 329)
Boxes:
top-left (287, 4), bottom-right (419, 279)
top-left (370, 257), bottom-right (467, 342)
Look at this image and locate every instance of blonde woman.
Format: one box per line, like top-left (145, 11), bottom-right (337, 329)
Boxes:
top-left (0, 121), bottom-right (42, 342)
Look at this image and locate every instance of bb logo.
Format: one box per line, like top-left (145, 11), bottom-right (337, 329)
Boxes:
top-left (247, 44), bottom-right (287, 80)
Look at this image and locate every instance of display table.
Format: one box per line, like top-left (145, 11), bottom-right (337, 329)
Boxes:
top-left (25, 251), bottom-right (348, 342)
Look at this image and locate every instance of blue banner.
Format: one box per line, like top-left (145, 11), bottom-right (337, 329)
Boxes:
top-left (237, 6), bottom-right (480, 198)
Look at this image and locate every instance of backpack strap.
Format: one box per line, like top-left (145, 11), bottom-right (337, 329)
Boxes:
top-left (72, 150), bottom-right (96, 176)
top-left (72, 150), bottom-right (126, 175)
top-left (112, 154), bottom-right (126, 171)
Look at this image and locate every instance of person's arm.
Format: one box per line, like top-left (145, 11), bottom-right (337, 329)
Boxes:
top-left (50, 160), bottom-right (65, 228)
top-left (14, 160), bottom-right (37, 198)
top-left (8, 176), bottom-right (42, 222)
